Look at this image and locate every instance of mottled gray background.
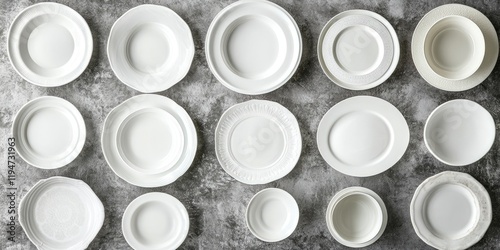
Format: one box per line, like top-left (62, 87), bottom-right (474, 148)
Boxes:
top-left (1, 0), bottom-right (500, 249)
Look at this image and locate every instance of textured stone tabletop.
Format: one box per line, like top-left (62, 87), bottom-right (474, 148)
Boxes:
top-left (1, 0), bottom-right (500, 249)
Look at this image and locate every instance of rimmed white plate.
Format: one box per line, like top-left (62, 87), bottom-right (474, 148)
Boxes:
top-left (424, 99), bottom-right (494, 166)
top-left (19, 176), bottom-right (104, 250)
top-left (108, 4), bottom-right (194, 93)
top-left (12, 96), bottom-right (86, 169)
top-left (318, 10), bottom-right (399, 90)
top-left (206, 0), bottom-right (302, 95)
top-left (317, 96), bottom-right (409, 177)
top-left (8, 2), bottom-right (93, 87)
top-left (101, 94), bottom-right (197, 187)
top-left (326, 187), bottom-right (387, 248)
top-left (246, 188), bottom-right (299, 242)
top-left (412, 4), bottom-right (499, 91)
top-left (122, 192), bottom-right (189, 250)
top-left (215, 100), bottom-right (302, 184)
top-left (411, 171), bottom-right (492, 250)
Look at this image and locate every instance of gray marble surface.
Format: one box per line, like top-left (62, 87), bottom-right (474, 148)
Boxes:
top-left (1, 0), bottom-right (500, 249)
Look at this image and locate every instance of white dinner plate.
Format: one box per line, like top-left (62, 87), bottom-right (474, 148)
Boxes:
top-left (101, 94), bottom-right (197, 187)
top-left (8, 2), bottom-right (92, 87)
top-left (412, 4), bottom-right (499, 91)
top-left (424, 99), bottom-right (494, 166)
top-left (326, 187), bottom-right (387, 248)
top-left (317, 96), bottom-right (409, 177)
top-left (246, 188), bottom-right (299, 242)
top-left (206, 0), bottom-right (302, 95)
top-left (411, 171), bottom-right (492, 250)
top-left (318, 10), bottom-right (399, 90)
top-left (108, 4), bottom-right (194, 93)
top-left (215, 100), bottom-right (302, 184)
top-left (122, 192), bottom-right (189, 250)
top-left (12, 96), bottom-right (86, 169)
top-left (19, 176), bottom-right (104, 250)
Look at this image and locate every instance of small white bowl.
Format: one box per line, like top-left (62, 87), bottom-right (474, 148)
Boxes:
top-left (423, 15), bottom-right (485, 80)
top-left (326, 187), bottom-right (387, 248)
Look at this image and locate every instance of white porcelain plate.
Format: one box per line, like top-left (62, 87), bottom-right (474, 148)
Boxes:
top-left (215, 100), bottom-right (302, 184)
top-left (108, 4), bottom-right (194, 93)
top-left (19, 176), bottom-right (104, 250)
top-left (318, 10), bottom-right (399, 90)
top-left (326, 187), bottom-right (387, 248)
top-left (8, 2), bottom-right (93, 87)
top-left (424, 99), bottom-right (494, 166)
top-left (101, 94), bottom-right (197, 187)
top-left (246, 188), bottom-right (299, 242)
top-left (206, 0), bottom-right (302, 95)
top-left (317, 96), bottom-right (409, 177)
top-left (411, 171), bottom-right (492, 250)
top-left (12, 96), bottom-right (86, 169)
top-left (412, 4), bottom-right (499, 91)
top-left (122, 192), bottom-right (189, 249)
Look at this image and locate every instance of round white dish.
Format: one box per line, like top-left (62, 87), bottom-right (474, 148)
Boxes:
top-left (424, 99), bottom-right (494, 166)
top-left (326, 186), bottom-right (387, 248)
top-left (318, 10), bottom-right (399, 90)
top-left (411, 171), bottom-right (492, 250)
top-left (8, 2), bottom-right (93, 87)
top-left (122, 192), bottom-right (189, 250)
top-left (215, 100), bottom-right (302, 184)
top-left (206, 0), bottom-right (302, 95)
top-left (412, 4), bottom-right (499, 91)
top-left (108, 4), bottom-right (194, 93)
top-left (246, 188), bottom-right (299, 242)
top-left (317, 96), bottom-right (409, 177)
top-left (19, 176), bottom-right (104, 250)
top-left (12, 96), bottom-right (86, 169)
top-left (101, 94), bottom-right (197, 187)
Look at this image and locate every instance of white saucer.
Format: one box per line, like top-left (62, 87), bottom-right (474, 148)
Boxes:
top-left (19, 176), bottom-right (104, 250)
top-left (108, 4), bottom-right (194, 93)
top-left (101, 94), bottom-right (197, 187)
top-left (411, 171), bottom-right (492, 250)
top-left (8, 2), bottom-right (93, 87)
top-left (424, 99), bottom-right (494, 166)
top-left (318, 10), bottom-right (399, 90)
top-left (317, 96), bottom-right (409, 177)
top-left (12, 96), bottom-right (86, 169)
top-left (412, 4), bottom-right (499, 91)
top-left (206, 0), bottom-right (302, 95)
top-left (215, 100), bottom-right (302, 184)
top-left (246, 188), bottom-right (299, 242)
top-left (326, 187), bottom-right (387, 248)
top-left (122, 192), bottom-right (189, 250)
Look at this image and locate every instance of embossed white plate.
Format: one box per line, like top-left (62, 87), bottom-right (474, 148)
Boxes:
top-left (8, 2), bottom-right (93, 87)
top-left (317, 96), bottom-right (409, 177)
top-left (19, 176), bottom-right (104, 250)
top-left (318, 10), bottom-right (399, 90)
top-left (108, 4), bottom-right (194, 93)
top-left (206, 0), bottom-right (302, 95)
top-left (411, 171), bottom-right (492, 250)
top-left (122, 192), bottom-right (189, 249)
top-left (215, 100), bottom-right (301, 184)
top-left (12, 96), bottom-right (86, 169)
top-left (102, 94), bottom-right (197, 187)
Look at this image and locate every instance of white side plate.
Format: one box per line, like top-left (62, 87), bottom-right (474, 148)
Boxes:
top-left (8, 2), bottom-right (93, 87)
top-left (411, 171), bottom-right (492, 250)
top-left (215, 100), bottom-right (302, 184)
top-left (206, 0), bottom-right (302, 95)
top-left (317, 96), bottom-right (409, 177)
top-left (12, 96), bottom-right (86, 169)
top-left (108, 4), bottom-right (194, 93)
top-left (19, 176), bottom-right (104, 250)
top-left (122, 192), bottom-right (189, 250)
